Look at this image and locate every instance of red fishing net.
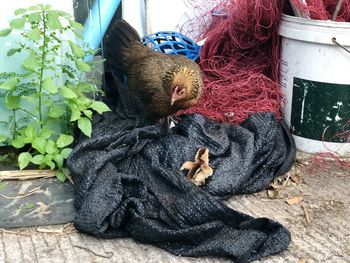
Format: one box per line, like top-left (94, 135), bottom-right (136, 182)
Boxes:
top-left (290, 0), bottom-right (350, 21)
top-left (179, 0), bottom-right (284, 124)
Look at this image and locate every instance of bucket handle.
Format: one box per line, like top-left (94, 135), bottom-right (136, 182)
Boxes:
top-left (332, 37), bottom-right (350, 54)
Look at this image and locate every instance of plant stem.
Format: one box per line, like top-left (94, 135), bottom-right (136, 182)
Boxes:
top-left (38, 10), bottom-right (48, 129)
top-left (12, 109), bottom-right (16, 140)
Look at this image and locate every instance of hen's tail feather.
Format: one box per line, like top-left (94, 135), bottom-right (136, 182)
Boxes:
top-left (104, 19), bottom-right (141, 74)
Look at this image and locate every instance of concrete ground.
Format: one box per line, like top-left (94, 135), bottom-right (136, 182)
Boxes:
top-left (0, 153), bottom-right (349, 263)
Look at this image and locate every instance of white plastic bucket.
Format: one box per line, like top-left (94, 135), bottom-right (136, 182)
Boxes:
top-left (279, 14), bottom-right (350, 156)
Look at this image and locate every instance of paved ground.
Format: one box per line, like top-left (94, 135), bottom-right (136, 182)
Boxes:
top-left (0, 153), bottom-right (349, 263)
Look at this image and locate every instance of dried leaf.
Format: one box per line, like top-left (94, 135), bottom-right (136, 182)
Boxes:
top-left (296, 158), bottom-right (309, 166)
top-left (181, 148), bottom-right (213, 186)
top-left (269, 178), bottom-right (284, 189)
top-left (286, 196), bottom-right (303, 205)
top-left (0, 229), bottom-right (30, 236)
top-left (291, 173), bottom-right (301, 183)
top-left (0, 187), bottom-right (42, 200)
top-left (0, 170), bottom-right (55, 180)
top-left (36, 223), bottom-right (76, 235)
top-left (302, 205), bottom-right (311, 224)
top-left (267, 189), bottom-right (279, 199)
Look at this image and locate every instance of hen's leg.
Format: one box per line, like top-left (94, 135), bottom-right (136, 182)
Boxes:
top-left (157, 117), bottom-right (171, 131)
top-left (169, 115), bottom-right (181, 124)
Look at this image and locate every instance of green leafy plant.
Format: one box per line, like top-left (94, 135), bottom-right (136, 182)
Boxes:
top-left (23, 203), bottom-right (36, 209)
top-left (0, 182), bottom-right (7, 191)
top-left (0, 4), bottom-right (110, 181)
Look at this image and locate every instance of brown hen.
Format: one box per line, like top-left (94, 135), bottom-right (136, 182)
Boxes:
top-left (104, 19), bottom-right (203, 119)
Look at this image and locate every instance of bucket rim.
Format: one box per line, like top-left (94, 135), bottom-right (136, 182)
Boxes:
top-left (281, 14), bottom-right (350, 29)
top-left (280, 14), bottom-right (350, 45)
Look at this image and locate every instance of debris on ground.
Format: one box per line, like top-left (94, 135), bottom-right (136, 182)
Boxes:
top-left (36, 223), bottom-right (76, 235)
top-left (286, 196), bottom-right (303, 205)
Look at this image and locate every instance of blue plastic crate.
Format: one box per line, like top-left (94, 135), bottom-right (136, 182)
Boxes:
top-left (142, 31), bottom-right (201, 61)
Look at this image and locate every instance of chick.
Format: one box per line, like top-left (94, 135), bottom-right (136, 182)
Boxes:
top-left (104, 19), bottom-right (204, 119)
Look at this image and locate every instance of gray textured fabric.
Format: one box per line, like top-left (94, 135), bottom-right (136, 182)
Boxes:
top-left (67, 73), bottom-right (296, 262)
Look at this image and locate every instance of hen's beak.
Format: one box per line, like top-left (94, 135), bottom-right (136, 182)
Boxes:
top-left (171, 86), bottom-right (179, 106)
top-left (171, 93), bottom-right (181, 105)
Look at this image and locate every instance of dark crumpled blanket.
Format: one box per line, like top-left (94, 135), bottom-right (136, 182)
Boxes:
top-left (67, 73), bottom-right (296, 262)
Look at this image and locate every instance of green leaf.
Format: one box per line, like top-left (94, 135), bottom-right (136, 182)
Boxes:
top-left (28, 5), bottom-right (42, 11)
top-left (72, 30), bottom-right (83, 39)
top-left (0, 77), bottom-right (18, 90)
top-left (48, 10), bottom-right (63, 16)
top-left (42, 77), bottom-right (58, 94)
top-left (54, 154), bottom-right (64, 169)
top-left (86, 55), bottom-right (104, 63)
top-left (60, 86), bottom-right (77, 99)
top-left (47, 11), bottom-right (62, 29)
top-left (10, 17), bottom-right (26, 29)
top-left (75, 60), bottom-right (91, 72)
top-left (83, 110), bottom-right (92, 120)
top-left (5, 91), bottom-right (20, 109)
top-left (15, 133), bottom-right (32, 144)
top-left (18, 152), bottom-right (32, 170)
top-left (55, 170), bottom-right (66, 182)
top-left (23, 203), bottom-right (36, 209)
top-left (78, 82), bottom-right (96, 92)
top-left (43, 154), bottom-right (55, 170)
top-left (69, 19), bottom-right (84, 33)
top-left (48, 103), bottom-right (65, 118)
top-left (24, 124), bottom-right (36, 139)
top-left (14, 8), bottom-right (27, 15)
top-left (90, 101), bottom-right (111, 114)
top-left (62, 66), bottom-right (75, 78)
top-left (11, 137), bottom-right (26, 148)
top-left (0, 28), bottom-right (12, 37)
top-left (23, 53), bottom-right (39, 71)
top-left (0, 134), bottom-right (7, 143)
top-left (56, 134), bottom-right (74, 148)
top-left (69, 106), bottom-right (80, 122)
top-left (39, 128), bottom-right (52, 139)
top-left (76, 97), bottom-right (91, 111)
top-left (28, 12), bottom-right (41, 22)
top-left (32, 137), bottom-right (46, 154)
top-left (68, 40), bottom-right (85, 58)
top-left (60, 11), bottom-right (71, 18)
top-left (0, 182), bottom-right (7, 191)
top-left (45, 140), bottom-right (57, 155)
top-left (27, 28), bottom-right (41, 41)
top-left (43, 4), bottom-right (53, 10)
top-left (60, 148), bottom-right (73, 159)
top-left (7, 48), bottom-right (22, 56)
top-left (31, 154), bottom-right (44, 165)
top-left (78, 117), bottom-right (92, 137)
